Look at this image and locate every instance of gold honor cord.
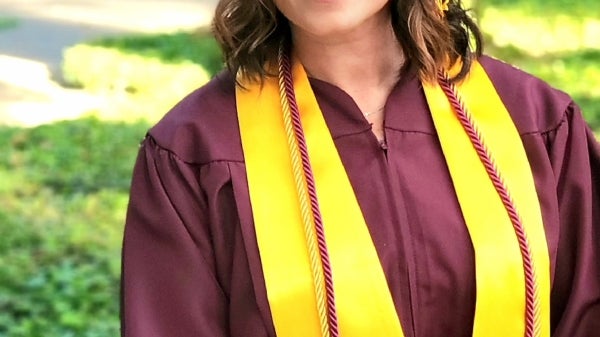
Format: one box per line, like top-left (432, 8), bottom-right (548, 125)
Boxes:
top-left (277, 53), bottom-right (332, 337)
top-left (423, 61), bottom-right (550, 337)
top-left (236, 59), bottom-right (405, 337)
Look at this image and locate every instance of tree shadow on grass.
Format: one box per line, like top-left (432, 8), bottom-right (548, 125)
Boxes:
top-left (87, 29), bottom-right (224, 77)
top-left (0, 117), bottom-right (149, 196)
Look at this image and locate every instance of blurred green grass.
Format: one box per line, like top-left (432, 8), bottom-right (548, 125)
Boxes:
top-left (1, 1), bottom-right (599, 336)
top-left (61, 30), bottom-right (222, 122)
top-left (479, 0), bottom-right (600, 128)
top-left (88, 30), bottom-right (224, 75)
top-left (480, 0), bottom-right (598, 16)
top-left (488, 46), bottom-right (600, 128)
top-left (0, 118), bottom-right (147, 336)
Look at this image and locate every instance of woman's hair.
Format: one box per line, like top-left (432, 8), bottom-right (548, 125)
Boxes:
top-left (212, 0), bottom-right (482, 83)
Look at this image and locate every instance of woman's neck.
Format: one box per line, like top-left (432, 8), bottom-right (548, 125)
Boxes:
top-left (290, 9), bottom-right (404, 143)
top-left (291, 10), bottom-right (404, 97)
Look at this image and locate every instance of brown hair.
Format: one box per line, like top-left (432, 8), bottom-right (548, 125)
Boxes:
top-left (212, 0), bottom-right (482, 83)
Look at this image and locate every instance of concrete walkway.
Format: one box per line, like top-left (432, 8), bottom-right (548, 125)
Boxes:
top-left (0, 0), bottom-right (217, 126)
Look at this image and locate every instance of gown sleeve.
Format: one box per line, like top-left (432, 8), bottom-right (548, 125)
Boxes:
top-left (547, 103), bottom-right (600, 336)
top-left (121, 136), bottom-right (228, 337)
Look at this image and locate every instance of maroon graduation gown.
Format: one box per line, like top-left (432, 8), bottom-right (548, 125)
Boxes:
top-left (121, 56), bottom-right (600, 337)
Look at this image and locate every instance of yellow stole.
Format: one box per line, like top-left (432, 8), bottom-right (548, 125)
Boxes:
top-left (236, 59), bottom-right (550, 337)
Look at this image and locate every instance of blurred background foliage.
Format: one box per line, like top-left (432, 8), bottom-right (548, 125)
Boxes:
top-left (0, 0), bottom-right (598, 336)
top-left (474, 0), bottom-right (600, 128)
top-left (0, 118), bottom-right (147, 336)
top-left (61, 30), bottom-right (222, 122)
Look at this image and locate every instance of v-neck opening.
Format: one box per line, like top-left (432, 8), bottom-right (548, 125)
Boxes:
top-left (307, 63), bottom-right (419, 142)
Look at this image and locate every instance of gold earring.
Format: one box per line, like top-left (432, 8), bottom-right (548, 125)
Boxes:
top-left (437, 0), bottom-right (449, 12)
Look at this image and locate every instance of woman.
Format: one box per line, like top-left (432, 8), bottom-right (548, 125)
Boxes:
top-left (121, 0), bottom-right (600, 336)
